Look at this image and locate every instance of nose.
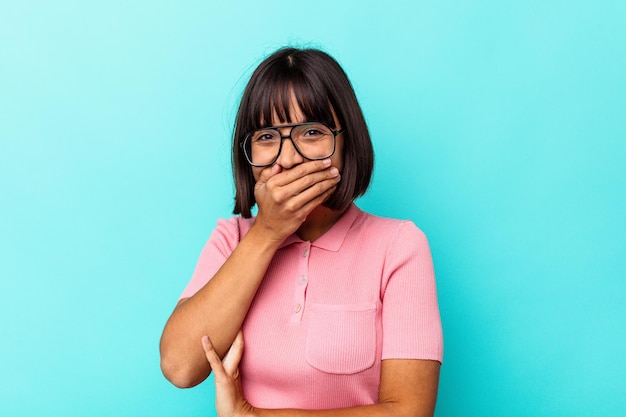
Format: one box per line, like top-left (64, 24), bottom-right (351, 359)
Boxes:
top-left (275, 135), bottom-right (304, 169)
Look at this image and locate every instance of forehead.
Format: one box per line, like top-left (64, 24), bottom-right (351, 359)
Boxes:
top-left (267, 92), bottom-right (306, 125)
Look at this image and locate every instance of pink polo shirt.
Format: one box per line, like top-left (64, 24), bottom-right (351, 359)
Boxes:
top-left (181, 204), bottom-right (443, 409)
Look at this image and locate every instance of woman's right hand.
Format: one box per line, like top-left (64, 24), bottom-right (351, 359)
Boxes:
top-left (252, 159), bottom-right (341, 243)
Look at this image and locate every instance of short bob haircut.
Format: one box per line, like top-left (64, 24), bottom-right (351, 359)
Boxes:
top-left (232, 47), bottom-right (374, 218)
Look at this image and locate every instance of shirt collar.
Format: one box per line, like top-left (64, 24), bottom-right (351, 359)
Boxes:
top-left (278, 203), bottom-right (362, 252)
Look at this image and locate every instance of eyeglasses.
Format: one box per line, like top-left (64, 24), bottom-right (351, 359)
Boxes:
top-left (241, 122), bottom-right (344, 167)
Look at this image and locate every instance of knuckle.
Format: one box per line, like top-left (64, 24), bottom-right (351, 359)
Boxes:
top-left (302, 174), bottom-right (316, 188)
top-left (273, 190), bottom-right (286, 204)
top-left (285, 200), bottom-right (297, 212)
top-left (293, 165), bottom-right (308, 178)
top-left (316, 180), bottom-right (330, 192)
top-left (292, 211), bottom-right (306, 223)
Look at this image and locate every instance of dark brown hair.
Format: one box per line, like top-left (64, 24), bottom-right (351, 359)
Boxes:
top-left (233, 47), bottom-right (374, 217)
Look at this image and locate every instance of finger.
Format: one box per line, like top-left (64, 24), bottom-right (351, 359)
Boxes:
top-left (297, 182), bottom-right (338, 215)
top-left (201, 335), bottom-right (227, 379)
top-left (286, 166), bottom-right (340, 196)
top-left (269, 159), bottom-right (332, 187)
top-left (272, 181), bottom-right (337, 226)
top-left (255, 164), bottom-right (282, 187)
top-left (287, 176), bottom-right (340, 209)
top-left (222, 330), bottom-right (244, 376)
top-left (265, 166), bottom-right (339, 205)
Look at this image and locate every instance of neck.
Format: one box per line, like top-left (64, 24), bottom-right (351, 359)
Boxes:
top-left (296, 205), bottom-right (348, 242)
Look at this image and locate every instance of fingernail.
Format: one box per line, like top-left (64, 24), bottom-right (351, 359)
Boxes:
top-left (322, 159), bottom-right (331, 166)
top-left (330, 167), bottom-right (339, 175)
top-left (202, 336), bottom-right (208, 344)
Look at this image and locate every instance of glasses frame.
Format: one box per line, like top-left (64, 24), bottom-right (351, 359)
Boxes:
top-left (241, 122), bottom-right (344, 167)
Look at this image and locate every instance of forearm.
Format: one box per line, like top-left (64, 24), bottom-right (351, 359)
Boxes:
top-left (251, 402), bottom-right (430, 417)
top-left (250, 360), bottom-right (439, 417)
top-left (160, 224), bottom-right (281, 387)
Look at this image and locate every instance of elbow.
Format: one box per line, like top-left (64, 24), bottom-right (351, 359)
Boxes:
top-left (160, 356), bottom-right (195, 389)
top-left (160, 352), bottom-right (207, 389)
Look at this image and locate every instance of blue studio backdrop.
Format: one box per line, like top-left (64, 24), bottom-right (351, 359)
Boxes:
top-left (1, 1), bottom-right (624, 416)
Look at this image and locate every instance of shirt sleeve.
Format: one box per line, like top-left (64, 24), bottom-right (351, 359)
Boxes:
top-left (179, 217), bottom-right (242, 300)
top-left (380, 221), bottom-right (443, 363)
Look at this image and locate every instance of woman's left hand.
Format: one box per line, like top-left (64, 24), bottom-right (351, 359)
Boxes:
top-left (202, 331), bottom-right (254, 417)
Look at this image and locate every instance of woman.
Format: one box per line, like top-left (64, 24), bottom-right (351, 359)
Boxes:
top-left (160, 47), bottom-right (443, 417)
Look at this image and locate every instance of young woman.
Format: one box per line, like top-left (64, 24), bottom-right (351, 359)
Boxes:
top-left (160, 47), bottom-right (443, 417)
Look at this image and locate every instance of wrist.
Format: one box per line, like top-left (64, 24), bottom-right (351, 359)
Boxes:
top-left (247, 220), bottom-right (288, 249)
top-left (242, 404), bottom-right (259, 417)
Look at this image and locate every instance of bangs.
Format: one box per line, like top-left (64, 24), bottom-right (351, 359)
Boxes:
top-left (246, 66), bottom-right (338, 131)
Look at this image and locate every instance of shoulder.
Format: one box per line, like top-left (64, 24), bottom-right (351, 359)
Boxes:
top-left (214, 215), bottom-right (255, 237)
top-left (356, 212), bottom-right (437, 297)
top-left (349, 209), bottom-right (432, 278)
top-left (354, 208), bottom-right (429, 247)
top-left (208, 215), bottom-right (256, 253)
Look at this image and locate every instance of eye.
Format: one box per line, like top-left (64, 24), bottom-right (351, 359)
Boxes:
top-left (252, 130), bottom-right (278, 142)
top-left (303, 128), bottom-right (324, 137)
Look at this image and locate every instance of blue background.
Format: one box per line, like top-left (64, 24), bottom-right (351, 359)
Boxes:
top-left (1, 1), bottom-right (624, 415)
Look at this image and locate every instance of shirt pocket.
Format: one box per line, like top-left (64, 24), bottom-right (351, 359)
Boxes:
top-left (305, 302), bottom-right (377, 375)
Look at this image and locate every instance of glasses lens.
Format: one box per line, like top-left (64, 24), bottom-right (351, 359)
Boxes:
top-left (292, 123), bottom-right (335, 159)
top-left (245, 129), bottom-right (281, 166)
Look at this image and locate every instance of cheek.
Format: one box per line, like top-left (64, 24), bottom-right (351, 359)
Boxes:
top-left (252, 167), bottom-right (262, 182)
top-left (331, 154), bottom-right (343, 173)
top-left (332, 139), bottom-right (344, 172)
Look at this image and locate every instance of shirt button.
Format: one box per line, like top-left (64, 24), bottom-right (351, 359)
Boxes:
top-left (294, 304), bottom-right (302, 313)
top-left (303, 248), bottom-right (309, 257)
top-left (299, 276), bottom-right (307, 284)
